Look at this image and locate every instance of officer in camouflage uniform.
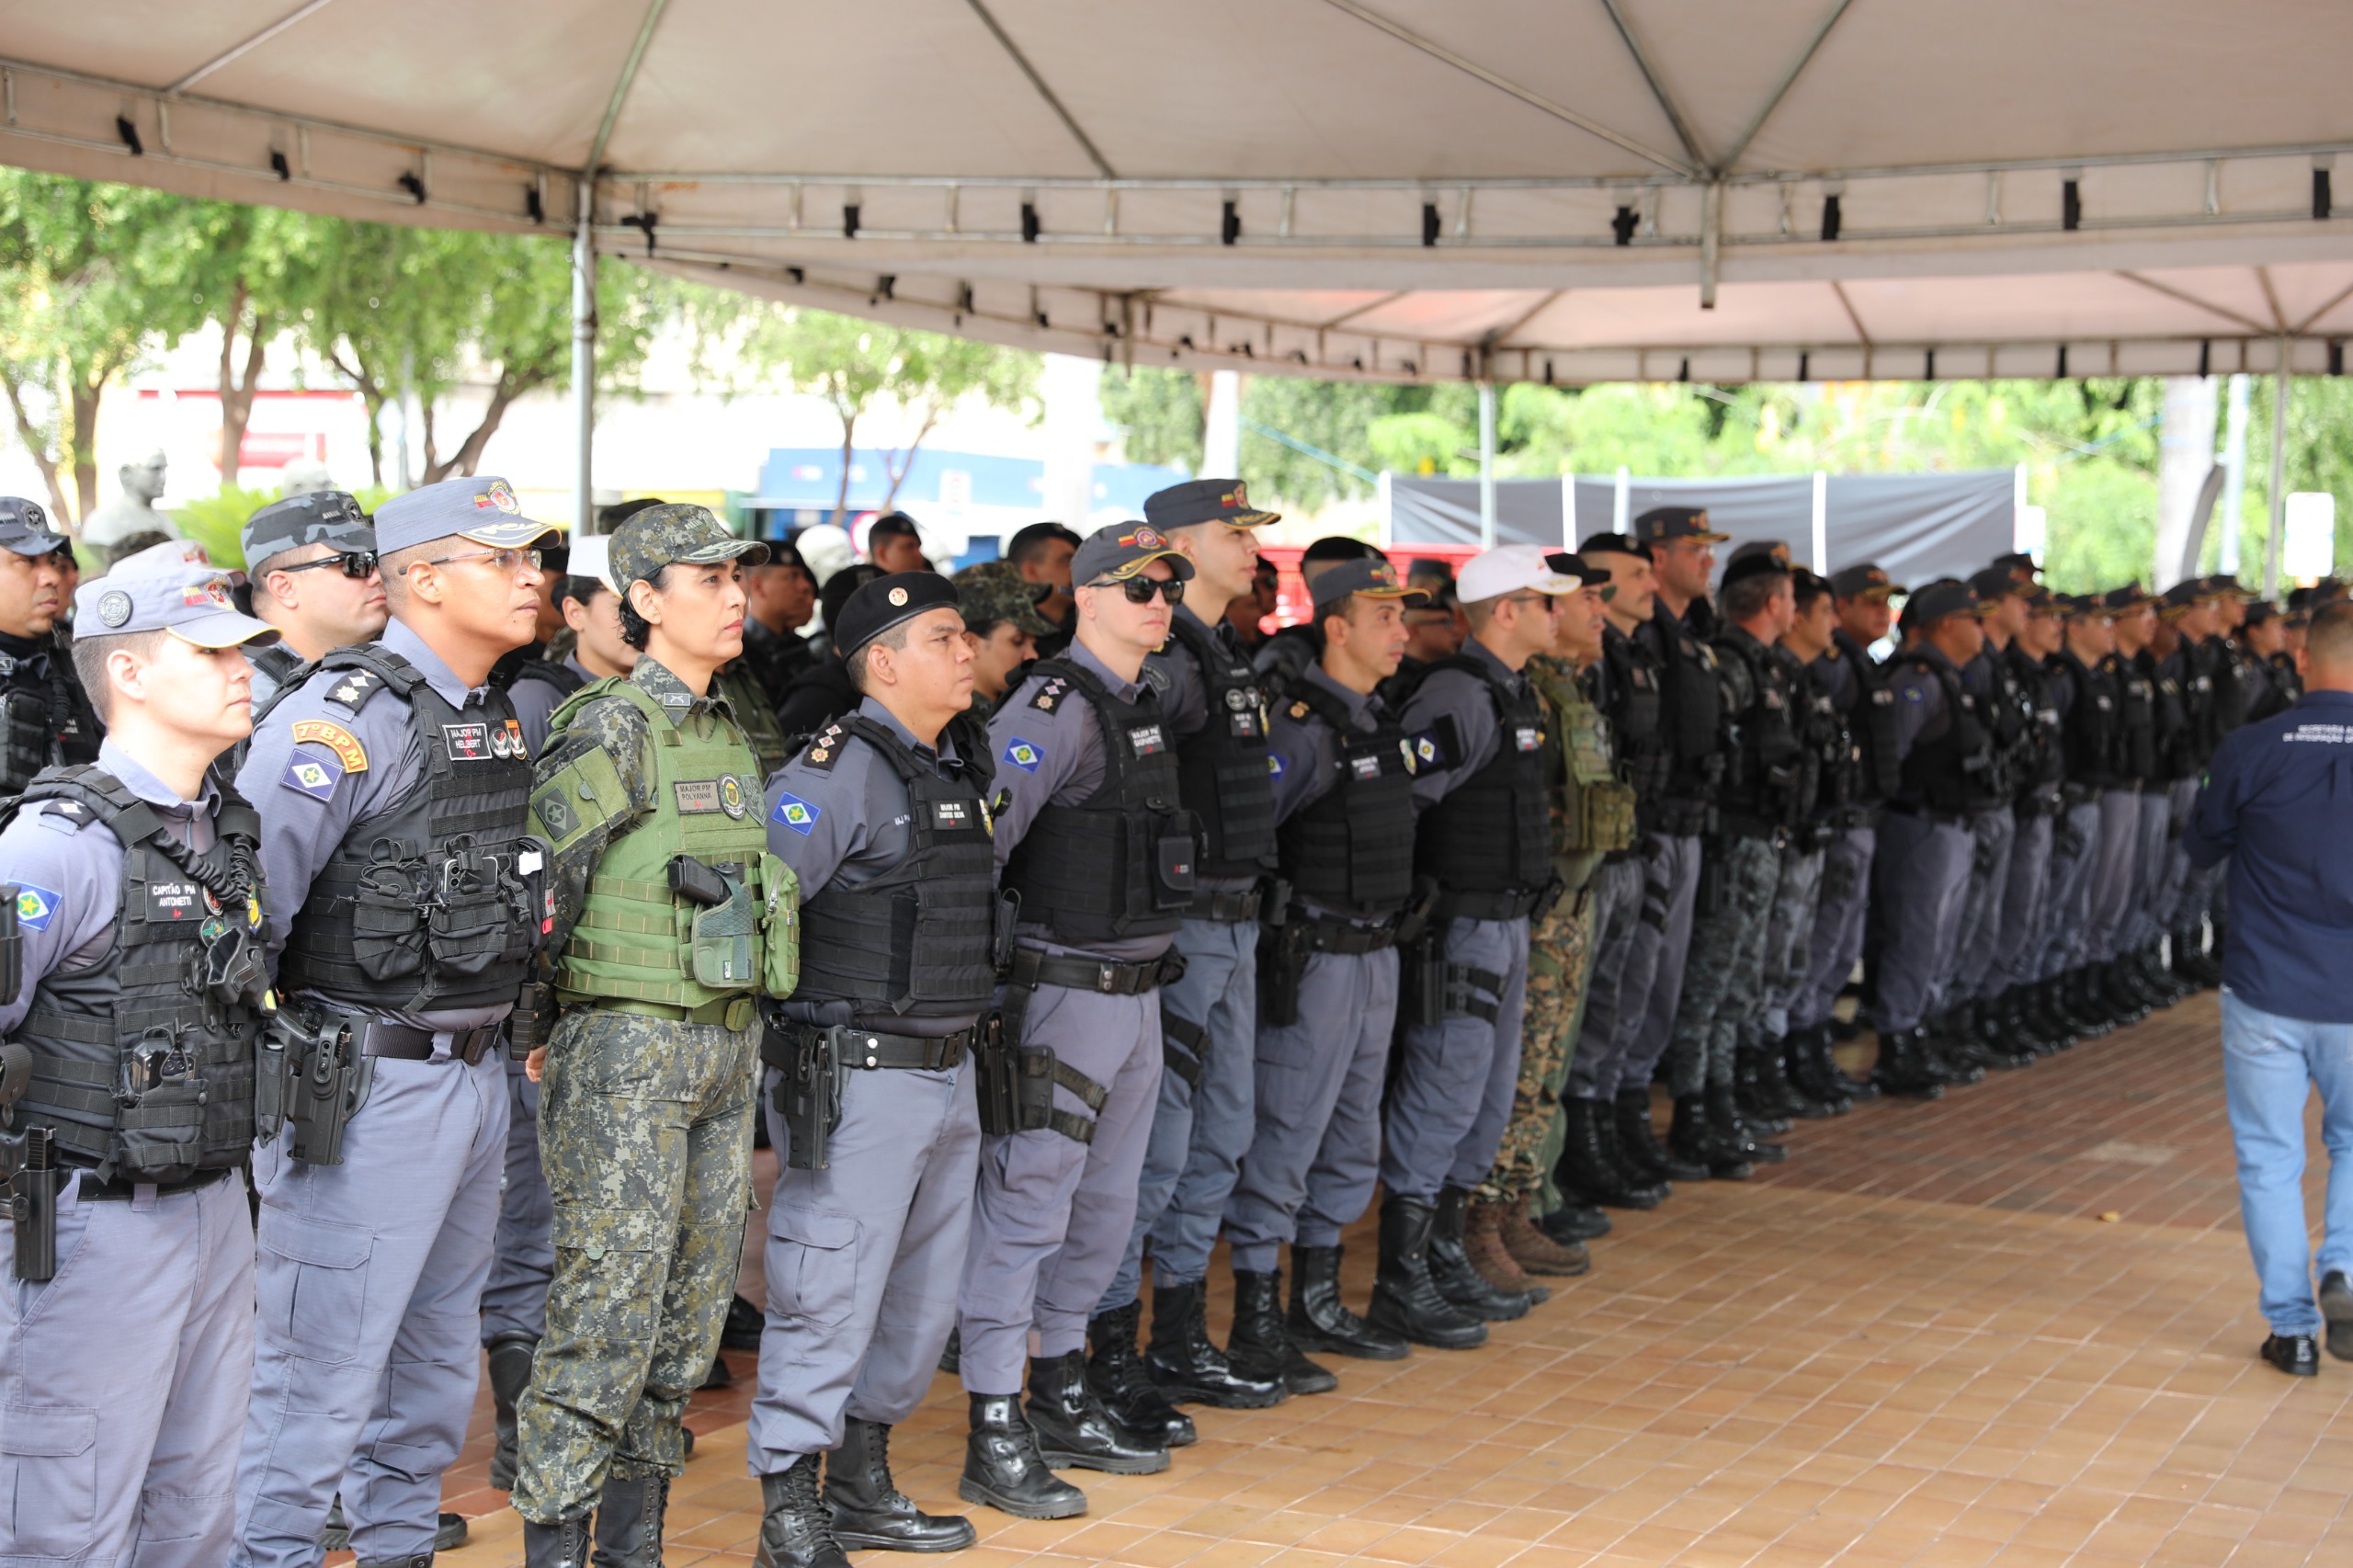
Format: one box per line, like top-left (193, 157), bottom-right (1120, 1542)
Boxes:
top-left (511, 506), bottom-right (799, 1568)
top-left (954, 564), bottom-right (1059, 715)
top-left (1472, 558), bottom-right (1629, 1284)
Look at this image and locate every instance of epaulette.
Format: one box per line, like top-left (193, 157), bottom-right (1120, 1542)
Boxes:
top-left (1140, 661), bottom-right (1173, 694)
top-left (36, 798), bottom-right (94, 829)
top-left (801, 722), bottom-right (849, 770)
top-left (1029, 674), bottom-right (1073, 712)
top-left (324, 666), bottom-right (386, 712)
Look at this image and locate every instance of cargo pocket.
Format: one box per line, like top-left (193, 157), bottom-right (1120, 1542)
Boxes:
top-left (259, 1212), bottom-right (373, 1364)
top-left (550, 1206), bottom-right (663, 1345)
top-left (351, 868), bottom-right (427, 982)
top-left (767, 1209), bottom-right (858, 1331)
top-left (427, 885), bottom-right (512, 978)
top-left (1, 1404), bottom-right (97, 1554)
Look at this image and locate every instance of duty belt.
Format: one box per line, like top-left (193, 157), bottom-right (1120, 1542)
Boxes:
top-left (1006, 947), bottom-right (1185, 996)
top-left (1293, 910), bottom-right (1402, 955)
top-left (1435, 886), bottom-right (1543, 923)
top-left (364, 1021), bottom-right (504, 1065)
top-left (1186, 887), bottom-right (1262, 923)
top-left (774, 1021), bottom-right (971, 1072)
top-left (71, 1165), bottom-right (235, 1203)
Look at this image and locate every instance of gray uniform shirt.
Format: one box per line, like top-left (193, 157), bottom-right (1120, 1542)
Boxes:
top-left (1889, 642), bottom-right (1958, 761)
top-left (764, 696), bottom-right (980, 1038)
top-left (511, 653), bottom-right (595, 758)
top-left (0, 737), bottom-right (219, 1032)
top-left (235, 617), bottom-right (514, 1044)
top-left (986, 639), bottom-right (1176, 964)
top-left (1397, 635), bottom-right (1518, 813)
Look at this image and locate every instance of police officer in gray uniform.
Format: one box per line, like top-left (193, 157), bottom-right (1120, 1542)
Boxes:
top-left (958, 523), bottom-right (1199, 1519)
top-left (240, 490), bottom-right (387, 710)
top-left (232, 476), bottom-right (556, 1568)
top-left (1090, 479), bottom-right (1284, 1425)
top-left (1222, 559), bottom-right (1429, 1369)
top-left (749, 572), bottom-right (994, 1567)
top-left (0, 556), bottom-right (279, 1567)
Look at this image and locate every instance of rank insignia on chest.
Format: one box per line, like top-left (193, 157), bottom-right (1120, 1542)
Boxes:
top-left (1289, 700), bottom-right (1310, 720)
top-left (442, 722), bottom-right (492, 760)
top-left (327, 670), bottom-right (377, 709)
top-left (1129, 723), bottom-right (1166, 756)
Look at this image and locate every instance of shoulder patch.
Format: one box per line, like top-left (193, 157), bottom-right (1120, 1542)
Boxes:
top-left (1903, 685), bottom-right (1924, 703)
top-left (13, 882), bottom-right (64, 933)
top-left (324, 667), bottom-right (381, 710)
top-left (280, 746), bottom-right (346, 801)
top-left (290, 719), bottom-right (369, 774)
top-left (771, 791), bottom-right (822, 836)
top-left (1267, 752), bottom-right (1287, 780)
top-left (1002, 735), bottom-right (1045, 773)
top-left (34, 799), bottom-right (93, 832)
top-left (802, 723), bottom-right (847, 770)
top-left (1028, 676), bottom-right (1070, 712)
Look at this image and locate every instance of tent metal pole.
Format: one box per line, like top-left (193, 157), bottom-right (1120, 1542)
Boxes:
top-left (574, 180), bottom-right (597, 534)
top-left (1478, 381), bottom-right (1497, 548)
top-left (2264, 344), bottom-right (2290, 597)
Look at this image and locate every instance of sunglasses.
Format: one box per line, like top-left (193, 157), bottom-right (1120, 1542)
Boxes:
top-left (276, 550), bottom-right (379, 580)
top-left (1092, 576), bottom-right (1186, 606)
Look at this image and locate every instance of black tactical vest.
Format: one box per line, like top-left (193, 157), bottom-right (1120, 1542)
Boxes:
top-left (1599, 627), bottom-right (1673, 820)
top-left (2054, 651), bottom-right (2123, 790)
top-left (2001, 645), bottom-right (2065, 801)
top-left (1409, 654), bottom-right (1555, 899)
top-left (276, 646), bottom-right (545, 1013)
top-left (1979, 647), bottom-right (2035, 802)
top-left (1784, 647), bottom-right (1855, 819)
top-left (1276, 680), bottom-right (1416, 919)
top-left (2149, 651), bottom-right (2197, 782)
top-left (793, 715), bottom-right (999, 1017)
top-left (1893, 654), bottom-right (1997, 814)
top-left (2114, 654), bottom-right (2157, 783)
top-left (1000, 659), bottom-right (1199, 945)
top-left (1649, 608), bottom-right (1724, 816)
top-left (249, 642), bottom-right (305, 695)
top-left (1160, 613), bottom-right (1278, 879)
top-left (0, 646), bottom-right (93, 797)
top-left (6, 767), bottom-right (268, 1182)
top-left (2209, 636), bottom-right (2251, 739)
top-left (1713, 628), bottom-right (1807, 830)
top-left (1830, 631), bottom-right (1903, 803)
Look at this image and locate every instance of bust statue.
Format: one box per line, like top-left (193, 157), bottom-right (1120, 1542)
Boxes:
top-left (81, 449), bottom-right (180, 557)
top-left (279, 460), bottom-right (335, 498)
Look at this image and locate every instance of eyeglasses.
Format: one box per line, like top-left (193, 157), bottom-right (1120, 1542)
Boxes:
top-left (406, 548), bottom-right (543, 576)
top-left (275, 551), bottom-right (379, 580)
top-left (1091, 576), bottom-right (1186, 606)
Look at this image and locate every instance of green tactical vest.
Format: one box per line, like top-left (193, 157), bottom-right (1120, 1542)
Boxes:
top-left (533, 677), bottom-right (801, 1025)
top-left (716, 662), bottom-right (793, 780)
top-left (1527, 653), bottom-right (1637, 891)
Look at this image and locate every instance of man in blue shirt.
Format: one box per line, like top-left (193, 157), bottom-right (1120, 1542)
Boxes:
top-left (2185, 599), bottom-right (2353, 1378)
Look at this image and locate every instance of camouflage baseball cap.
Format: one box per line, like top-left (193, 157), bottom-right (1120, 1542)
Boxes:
top-left (243, 489), bottom-right (372, 567)
top-left (954, 564), bottom-right (1057, 636)
top-left (607, 504), bottom-right (768, 593)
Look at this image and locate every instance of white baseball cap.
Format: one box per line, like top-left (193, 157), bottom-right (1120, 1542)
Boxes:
top-left (567, 533), bottom-right (617, 592)
top-left (1455, 544), bottom-right (1598, 605)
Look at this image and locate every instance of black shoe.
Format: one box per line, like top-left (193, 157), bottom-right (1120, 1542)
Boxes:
top-left (1770, 1031), bottom-right (1838, 1119)
top-left (1365, 1195), bottom-right (1486, 1350)
top-left (722, 1292), bottom-right (768, 1351)
top-left (1669, 1091), bottom-right (1747, 1179)
top-left (1920, 1016), bottom-right (1988, 1084)
top-left (1426, 1185), bottom-right (1540, 1320)
top-left (1226, 1267), bottom-right (1337, 1395)
top-left (1288, 1243), bottom-right (1412, 1360)
top-left (1870, 1026), bottom-right (1945, 1100)
top-left (1732, 1041), bottom-right (1794, 1134)
top-left (827, 1416), bottom-right (977, 1552)
top-left (1555, 1096), bottom-right (1659, 1210)
top-left (325, 1500), bottom-right (468, 1555)
top-left (1596, 1112), bottom-right (1670, 1206)
top-left (521, 1515), bottom-right (594, 1568)
top-left (2261, 1333), bottom-right (2321, 1378)
top-left (1537, 1202), bottom-right (1612, 1244)
top-left (1709, 1081), bottom-right (1783, 1166)
top-left (1144, 1280), bottom-right (1285, 1409)
top-left (757, 1454), bottom-right (853, 1567)
top-left (1086, 1301), bottom-right (1196, 1448)
top-left (959, 1394), bottom-right (1086, 1520)
top-left (484, 1334), bottom-right (537, 1492)
top-left (2059, 971), bottom-right (2114, 1038)
top-left (1028, 1350), bottom-right (1170, 1473)
top-left (593, 1471), bottom-right (669, 1568)
top-left (1784, 1024), bottom-right (1853, 1114)
top-left (1616, 1086), bottom-right (1704, 1182)
top-left (355, 1557), bottom-right (435, 1568)
top-left (936, 1325), bottom-right (960, 1376)
top-left (2321, 1271), bottom-right (2353, 1362)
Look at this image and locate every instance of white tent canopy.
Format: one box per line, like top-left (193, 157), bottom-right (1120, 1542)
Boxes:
top-left (11, 1), bottom-right (2353, 387)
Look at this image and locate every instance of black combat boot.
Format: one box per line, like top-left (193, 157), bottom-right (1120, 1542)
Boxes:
top-left (328, 1501), bottom-right (467, 1555)
top-left (1225, 1267), bottom-right (1336, 1394)
top-left (1143, 1280), bottom-right (1284, 1409)
top-left (1733, 1040), bottom-right (1794, 1133)
top-left (485, 1334), bottom-right (537, 1491)
top-left (1784, 1024), bottom-right (1853, 1114)
top-left (827, 1415), bottom-right (977, 1552)
top-left (354, 1557), bottom-right (434, 1568)
top-left (591, 1471), bottom-right (668, 1568)
top-left (1028, 1351), bottom-right (1170, 1473)
top-left (1870, 1026), bottom-right (1945, 1100)
top-left (1556, 1096), bottom-right (1659, 1210)
top-left (2023, 981), bottom-right (2078, 1052)
top-left (1537, 1201), bottom-right (1613, 1244)
top-left (1767, 1030), bottom-right (1836, 1119)
top-left (1710, 1081), bottom-right (1783, 1165)
top-left (2099, 959), bottom-right (2151, 1023)
top-left (756, 1454), bottom-right (851, 1567)
top-left (959, 1394), bottom-right (1086, 1520)
top-left (2054, 970), bottom-right (2109, 1037)
top-left (521, 1516), bottom-right (594, 1568)
top-left (1288, 1243), bottom-right (1409, 1359)
top-left (1921, 1012), bottom-right (1991, 1083)
top-left (1979, 998), bottom-right (2038, 1068)
top-left (1669, 1092), bottom-right (1746, 1179)
top-left (1594, 1106), bottom-right (1670, 1205)
top-left (2176, 928), bottom-right (2222, 987)
top-left (1620, 1087), bottom-right (1706, 1181)
top-left (935, 1325), bottom-right (959, 1376)
top-left (1427, 1184), bottom-right (1542, 1319)
top-left (1365, 1195), bottom-right (1486, 1349)
top-left (2148, 941), bottom-right (2194, 1003)
top-left (1085, 1302), bottom-right (1196, 1449)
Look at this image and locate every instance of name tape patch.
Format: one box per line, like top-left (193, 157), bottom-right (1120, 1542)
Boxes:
top-left (675, 779), bottom-right (723, 814)
top-left (443, 722), bottom-right (492, 760)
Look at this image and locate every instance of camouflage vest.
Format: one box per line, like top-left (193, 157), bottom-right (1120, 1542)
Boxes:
top-left (1526, 653), bottom-right (1636, 891)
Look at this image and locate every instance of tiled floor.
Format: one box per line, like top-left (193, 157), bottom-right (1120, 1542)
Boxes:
top-left (426, 992), bottom-right (2353, 1566)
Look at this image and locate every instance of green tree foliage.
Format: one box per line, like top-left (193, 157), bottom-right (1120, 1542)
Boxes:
top-left (1098, 367), bottom-right (1204, 472)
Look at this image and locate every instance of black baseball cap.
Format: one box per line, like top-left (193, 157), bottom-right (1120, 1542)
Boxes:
top-left (1830, 563), bottom-right (1901, 599)
top-left (834, 571), bottom-right (961, 656)
top-left (1726, 540), bottom-right (1791, 567)
top-left (1310, 557), bottom-right (1431, 613)
top-left (1144, 477), bottom-right (1279, 531)
top-left (1967, 566), bottom-right (2025, 603)
top-left (820, 562), bottom-right (884, 648)
top-left (1633, 506), bottom-right (1729, 545)
top-left (2100, 584), bottom-right (2156, 613)
top-left (1904, 579), bottom-right (1980, 627)
top-left (1580, 532), bottom-right (1653, 562)
top-left (868, 511), bottom-right (921, 543)
top-left (1722, 552), bottom-right (1793, 590)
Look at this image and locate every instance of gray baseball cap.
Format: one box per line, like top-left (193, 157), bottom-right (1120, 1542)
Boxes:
top-left (243, 490), bottom-right (373, 567)
top-left (77, 558), bottom-right (279, 648)
top-left (0, 496), bottom-right (72, 559)
top-left (1069, 521), bottom-right (1196, 586)
top-left (373, 476), bottom-right (561, 556)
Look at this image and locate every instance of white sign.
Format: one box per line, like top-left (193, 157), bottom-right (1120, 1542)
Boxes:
top-left (2284, 492), bottom-right (2336, 581)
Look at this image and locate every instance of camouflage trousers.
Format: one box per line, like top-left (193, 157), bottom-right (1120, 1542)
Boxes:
top-left (1479, 888), bottom-right (1598, 1207)
top-left (1662, 835), bottom-right (1784, 1098)
top-left (511, 1006), bottom-right (759, 1523)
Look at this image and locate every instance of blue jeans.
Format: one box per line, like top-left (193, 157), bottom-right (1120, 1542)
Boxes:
top-left (2222, 991), bottom-right (2353, 1335)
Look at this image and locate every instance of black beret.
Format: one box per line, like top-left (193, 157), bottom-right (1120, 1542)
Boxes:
top-left (1721, 551), bottom-right (1793, 589)
top-left (1579, 532), bottom-right (1654, 562)
top-left (835, 571), bottom-right (961, 656)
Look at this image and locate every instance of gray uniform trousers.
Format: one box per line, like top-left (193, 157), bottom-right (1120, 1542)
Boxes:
top-left (1991, 809), bottom-right (2056, 991)
top-left (957, 979), bottom-right (1162, 1395)
top-left (2123, 788), bottom-right (2175, 950)
top-left (751, 1062), bottom-right (980, 1472)
top-left (1790, 824), bottom-right (1876, 1032)
top-left (2151, 778), bottom-right (2198, 930)
top-left (482, 1059), bottom-right (552, 1345)
top-left (1760, 843), bottom-right (1827, 1041)
top-left (1, 1170), bottom-right (254, 1568)
top-left (1223, 945), bottom-right (1399, 1272)
top-left (233, 1053), bottom-right (508, 1568)
top-left (1661, 834), bottom-right (1782, 1096)
top-left (1940, 807), bottom-right (2016, 1011)
top-left (2034, 800), bottom-right (2104, 979)
top-left (1381, 915), bottom-right (1529, 1199)
top-left (1614, 832), bottom-right (1705, 1090)
top-left (2086, 789), bottom-right (2144, 964)
top-left (1563, 856), bottom-right (1647, 1102)
top-left (1101, 915), bottom-right (1256, 1308)
top-left (1867, 810), bottom-right (1976, 1034)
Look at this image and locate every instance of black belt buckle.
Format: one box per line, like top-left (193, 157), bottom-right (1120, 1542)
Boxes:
top-left (454, 1025), bottom-right (498, 1066)
top-left (1092, 962), bottom-right (1122, 994)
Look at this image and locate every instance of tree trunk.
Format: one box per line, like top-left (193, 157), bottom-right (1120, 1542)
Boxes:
top-left (877, 403), bottom-right (945, 511)
top-left (422, 375), bottom-right (534, 484)
top-left (828, 418), bottom-right (857, 528)
top-left (0, 372), bottom-right (73, 527)
top-left (216, 282), bottom-right (267, 490)
top-left (69, 375), bottom-right (102, 525)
